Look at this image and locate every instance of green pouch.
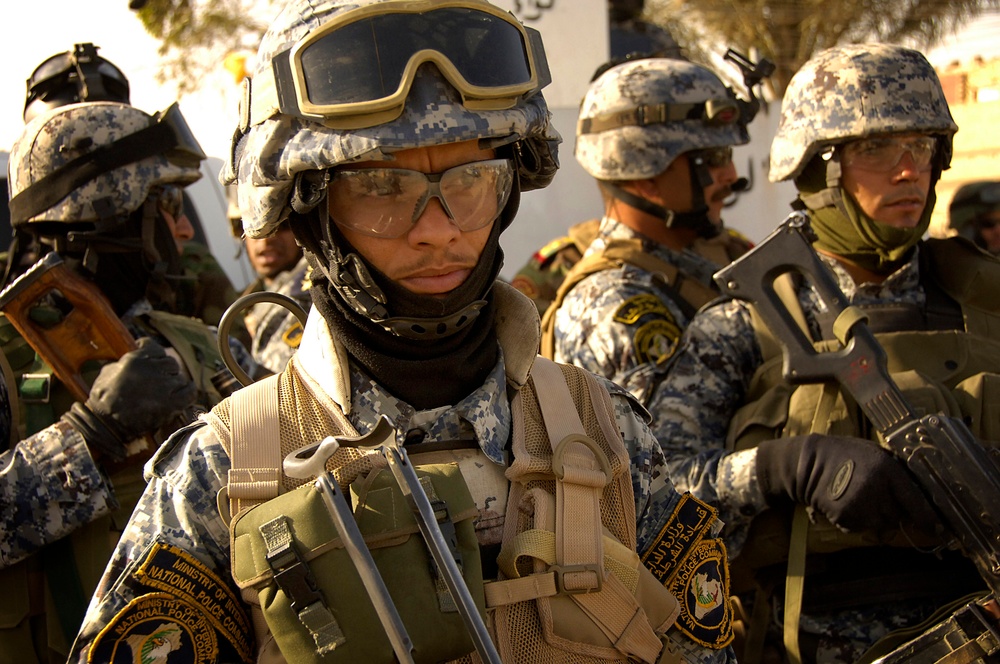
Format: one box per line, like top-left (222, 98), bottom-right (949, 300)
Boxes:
top-left (231, 461), bottom-right (483, 663)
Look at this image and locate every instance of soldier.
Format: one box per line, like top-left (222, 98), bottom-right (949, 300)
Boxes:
top-left (14, 42), bottom-right (243, 331)
top-left (241, 224), bottom-right (311, 374)
top-left (0, 101), bottom-right (250, 662)
top-left (948, 180), bottom-right (1000, 256)
top-left (653, 44), bottom-right (997, 662)
top-left (540, 58), bottom-right (756, 405)
top-left (69, 1), bottom-right (740, 662)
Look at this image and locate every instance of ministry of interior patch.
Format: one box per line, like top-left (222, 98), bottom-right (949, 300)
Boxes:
top-left (640, 493), bottom-right (734, 648)
top-left (613, 294), bottom-right (682, 364)
top-left (88, 542), bottom-right (253, 663)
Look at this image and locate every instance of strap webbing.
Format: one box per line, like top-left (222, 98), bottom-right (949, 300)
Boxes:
top-left (228, 374), bottom-right (282, 516)
top-left (530, 358), bottom-right (606, 594)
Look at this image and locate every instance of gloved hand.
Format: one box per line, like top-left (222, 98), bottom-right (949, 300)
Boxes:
top-left (62, 337), bottom-right (198, 462)
top-left (756, 434), bottom-right (939, 534)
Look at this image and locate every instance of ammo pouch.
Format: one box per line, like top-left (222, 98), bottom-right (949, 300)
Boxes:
top-left (231, 460), bottom-right (483, 663)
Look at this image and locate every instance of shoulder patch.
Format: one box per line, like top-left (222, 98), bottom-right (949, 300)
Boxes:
top-left (90, 542), bottom-right (254, 663)
top-left (613, 293), bottom-right (672, 325)
top-left (614, 294), bottom-right (683, 364)
top-left (641, 494), bottom-right (734, 649)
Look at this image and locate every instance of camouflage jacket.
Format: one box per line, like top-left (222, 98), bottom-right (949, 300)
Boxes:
top-left (70, 283), bottom-right (738, 664)
top-left (550, 218), bottom-right (720, 404)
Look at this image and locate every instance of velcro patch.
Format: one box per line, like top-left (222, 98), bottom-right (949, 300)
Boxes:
top-left (89, 542), bottom-right (253, 663)
top-left (641, 494), bottom-right (733, 649)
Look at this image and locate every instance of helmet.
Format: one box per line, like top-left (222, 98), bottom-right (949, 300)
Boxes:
top-left (8, 102), bottom-right (205, 229)
top-left (949, 180), bottom-right (1000, 240)
top-left (225, 0), bottom-right (560, 240)
top-left (575, 58), bottom-right (750, 181)
top-left (769, 43), bottom-right (957, 183)
top-left (24, 43), bottom-right (130, 123)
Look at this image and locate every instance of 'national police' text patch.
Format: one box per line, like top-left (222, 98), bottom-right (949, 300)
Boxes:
top-left (88, 542), bottom-right (253, 663)
top-left (641, 493), bottom-right (734, 649)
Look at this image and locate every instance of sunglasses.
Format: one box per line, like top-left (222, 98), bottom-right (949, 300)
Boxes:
top-left (156, 185), bottom-right (185, 218)
top-left (690, 146), bottom-right (734, 169)
top-left (841, 135), bottom-right (938, 173)
top-left (329, 158), bottom-right (514, 238)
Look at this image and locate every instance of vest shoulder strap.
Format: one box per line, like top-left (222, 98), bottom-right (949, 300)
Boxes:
top-left (227, 373), bottom-right (282, 518)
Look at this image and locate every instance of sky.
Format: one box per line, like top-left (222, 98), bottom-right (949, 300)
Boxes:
top-left (3, 1), bottom-right (1000, 163)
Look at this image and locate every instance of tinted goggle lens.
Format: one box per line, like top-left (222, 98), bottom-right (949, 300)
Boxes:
top-left (842, 135), bottom-right (938, 172)
top-left (329, 159), bottom-right (513, 238)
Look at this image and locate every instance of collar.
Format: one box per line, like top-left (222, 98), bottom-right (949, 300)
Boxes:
top-left (293, 280), bottom-right (541, 464)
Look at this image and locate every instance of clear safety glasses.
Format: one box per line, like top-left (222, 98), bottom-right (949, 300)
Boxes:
top-left (262, 1), bottom-right (549, 129)
top-left (841, 135), bottom-right (938, 173)
top-left (328, 158), bottom-right (514, 238)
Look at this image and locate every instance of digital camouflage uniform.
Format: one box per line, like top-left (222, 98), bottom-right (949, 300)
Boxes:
top-left (241, 255), bottom-right (311, 374)
top-left (69, 1), bottom-right (742, 662)
top-left (653, 44), bottom-right (994, 663)
top-left (544, 57), bottom-right (752, 408)
top-left (549, 218), bottom-right (718, 404)
top-left (70, 285), bottom-right (738, 664)
top-left (0, 101), bottom-right (252, 663)
top-left (512, 221), bottom-right (753, 320)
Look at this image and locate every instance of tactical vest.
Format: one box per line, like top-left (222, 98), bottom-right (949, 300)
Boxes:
top-left (209, 356), bottom-right (682, 664)
top-left (725, 238), bottom-right (1000, 662)
top-left (0, 309), bottom-right (225, 663)
top-left (540, 238), bottom-right (718, 359)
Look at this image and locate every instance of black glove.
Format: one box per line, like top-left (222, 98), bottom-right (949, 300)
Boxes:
top-left (62, 337), bottom-right (198, 462)
top-left (756, 434), bottom-right (939, 535)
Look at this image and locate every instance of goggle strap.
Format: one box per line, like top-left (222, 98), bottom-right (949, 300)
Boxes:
top-left (9, 103), bottom-right (200, 224)
top-left (244, 64), bottom-right (282, 130)
top-left (578, 99), bottom-right (736, 135)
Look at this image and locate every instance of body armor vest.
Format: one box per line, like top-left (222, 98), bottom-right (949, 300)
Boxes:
top-left (210, 355), bottom-right (682, 663)
top-left (726, 239), bottom-right (1000, 651)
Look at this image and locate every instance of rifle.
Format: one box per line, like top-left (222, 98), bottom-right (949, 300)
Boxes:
top-left (714, 212), bottom-right (1000, 661)
top-left (0, 252), bottom-right (154, 459)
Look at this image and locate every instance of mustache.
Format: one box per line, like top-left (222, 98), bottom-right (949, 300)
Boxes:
top-left (710, 187), bottom-right (733, 203)
top-left (883, 186), bottom-right (927, 206)
top-left (396, 250), bottom-right (479, 275)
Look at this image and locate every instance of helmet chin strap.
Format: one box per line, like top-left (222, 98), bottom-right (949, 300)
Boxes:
top-left (599, 154), bottom-right (721, 239)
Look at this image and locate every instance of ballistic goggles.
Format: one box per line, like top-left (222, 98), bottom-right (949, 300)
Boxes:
top-left (9, 103), bottom-right (206, 225)
top-left (245, 0), bottom-right (550, 130)
top-left (839, 134), bottom-right (938, 173)
top-left (328, 158), bottom-right (513, 238)
top-left (577, 97), bottom-right (740, 136)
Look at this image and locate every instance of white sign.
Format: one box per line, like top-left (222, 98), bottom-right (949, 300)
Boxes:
top-left (493, 0), bottom-right (609, 109)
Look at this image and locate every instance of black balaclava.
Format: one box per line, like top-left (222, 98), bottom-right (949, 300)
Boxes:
top-left (292, 181), bottom-right (520, 410)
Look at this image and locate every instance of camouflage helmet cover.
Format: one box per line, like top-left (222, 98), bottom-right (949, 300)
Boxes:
top-left (769, 43), bottom-right (958, 183)
top-left (949, 180), bottom-right (1000, 235)
top-left (225, 0), bottom-right (560, 239)
top-left (575, 58), bottom-right (749, 181)
top-left (8, 101), bottom-right (203, 227)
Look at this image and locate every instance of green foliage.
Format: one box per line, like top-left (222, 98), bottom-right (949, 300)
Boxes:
top-left (132, 0), bottom-right (272, 94)
top-left (645, 0), bottom-right (1000, 95)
